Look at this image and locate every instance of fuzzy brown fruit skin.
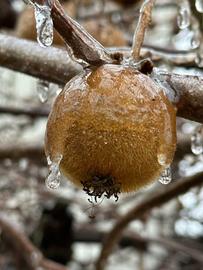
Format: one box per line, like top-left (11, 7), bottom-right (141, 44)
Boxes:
top-left (45, 64), bottom-right (176, 193)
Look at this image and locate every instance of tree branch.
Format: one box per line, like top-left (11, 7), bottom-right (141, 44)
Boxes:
top-left (132, 0), bottom-right (155, 60)
top-left (0, 34), bottom-right (82, 85)
top-left (33, 0), bottom-right (116, 65)
top-left (0, 105), bottom-right (49, 117)
top-left (156, 71), bottom-right (203, 123)
top-left (0, 144), bottom-right (44, 161)
top-left (0, 214), bottom-right (69, 270)
top-left (95, 171), bottom-right (203, 270)
top-left (0, 35), bottom-right (203, 124)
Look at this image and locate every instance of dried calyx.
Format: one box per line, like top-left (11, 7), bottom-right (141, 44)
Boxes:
top-left (39, 0), bottom-right (177, 202)
top-left (82, 176), bottom-right (121, 202)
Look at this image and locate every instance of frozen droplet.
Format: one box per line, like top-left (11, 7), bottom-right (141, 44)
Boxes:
top-left (177, 5), bottom-right (190, 30)
top-left (34, 2), bottom-right (53, 47)
top-left (19, 158), bottom-right (29, 171)
top-left (179, 154), bottom-right (203, 177)
top-left (45, 155), bottom-right (62, 189)
top-left (56, 88), bottom-right (62, 95)
top-left (195, 54), bottom-right (203, 67)
top-left (157, 153), bottom-right (167, 166)
top-left (191, 125), bottom-right (203, 155)
top-left (30, 251), bottom-right (42, 267)
top-left (191, 34), bottom-right (200, 49)
top-left (195, 0), bottom-right (203, 13)
top-left (159, 166), bottom-right (172, 185)
top-left (37, 79), bottom-right (49, 103)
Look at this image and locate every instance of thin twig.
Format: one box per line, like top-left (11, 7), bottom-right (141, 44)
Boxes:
top-left (95, 171), bottom-right (203, 270)
top-left (0, 144), bottom-right (44, 160)
top-left (0, 105), bottom-right (49, 117)
top-left (0, 214), bottom-right (69, 270)
top-left (74, 228), bottom-right (203, 263)
top-left (132, 0), bottom-right (155, 60)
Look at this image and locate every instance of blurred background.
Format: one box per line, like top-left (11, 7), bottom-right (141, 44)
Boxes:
top-left (0, 0), bottom-right (203, 269)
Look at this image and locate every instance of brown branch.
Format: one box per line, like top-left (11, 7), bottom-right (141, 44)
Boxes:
top-left (141, 46), bottom-right (197, 66)
top-left (132, 0), bottom-right (155, 60)
top-left (0, 214), bottom-right (69, 270)
top-left (95, 171), bottom-right (203, 270)
top-left (0, 144), bottom-right (44, 161)
top-left (0, 34), bottom-right (197, 85)
top-left (33, 0), bottom-right (115, 65)
top-left (0, 34), bottom-right (82, 85)
top-left (0, 35), bottom-right (203, 124)
top-left (74, 228), bottom-right (203, 263)
top-left (148, 237), bottom-right (203, 263)
top-left (156, 71), bottom-right (203, 123)
top-left (0, 105), bottom-right (49, 117)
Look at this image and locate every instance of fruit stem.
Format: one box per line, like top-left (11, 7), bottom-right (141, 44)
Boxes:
top-left (32, 0), bottom-right (116, 66)
top-left (132, 0), bottom-right (155, 61)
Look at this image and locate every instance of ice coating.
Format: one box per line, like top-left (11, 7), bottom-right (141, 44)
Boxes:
top-left (177, 2), bottom-right (190, 30)
top-left (34, 1), bottom-right (53, 47)
top-left (45, 64), bottom-right (177, 193)
top-left (159, 166), bottom-right (172, 185)
top-left (195, 0), bottom-right (203, 13)
top-left (36, 79), bottom-right (49, 103)
top-left (45, 154), bottom-right (62, 189)
top-left (191, 125), bottom-right (203, 155)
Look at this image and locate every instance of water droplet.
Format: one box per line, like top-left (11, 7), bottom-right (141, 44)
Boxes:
top-left (37, 79), bottom-right (49, 103)
top-left (191, 34), bottom-right (200, 49)
top-left (34, 1), bottom-right (53, 47)
top-left (177, 5), bottom-right (190, 30)
top-left (191, 125), bottom-right (203, 155)
top-left (157, 153), bottom-right (167, 166)
top-left (45, 155), bottom-right (62, 189)
top-left (195, 0), bottom-right (203, 13)
top-left (30, 251), bottom-right (42, 267)
top-left (159, 166), bottom-right (172, 185)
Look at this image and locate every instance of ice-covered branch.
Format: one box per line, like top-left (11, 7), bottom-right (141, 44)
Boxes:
top-left (0, 35), bottom-right (203, 124)
top-left (132, 0), bottom-right (155, 60)
top-left (95, 171), bottom-right (203, 270)
top-left (32, 0), bottom-right (116, 65)
top-left (0, 214), bottom-right (69, 270)
top-left (157, 71), bottom-right (203, 123)
top-left (0, 34), bottom-right (81, 85)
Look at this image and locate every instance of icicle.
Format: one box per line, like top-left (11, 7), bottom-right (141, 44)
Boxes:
top-left (191, 125), bottom-right (203, 155)
top-left (157, 153), bottom-right (168, 166)
top-left (195, 0), bottom-right (203, 13)
top-left (22, 0), bottom-right (54, 47)
top-left (191, 34), bottom-right (200, 49)
top-left (36, 79), bottom-right (50, 103)
top-left (45, 155), bottom-right (63, 189)
top-left (177, 2), bottom-right (190, 30)
top-left (34, 1), bottom-right (54, 47)
top-left (159, 166), bottom-right (172, 185)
